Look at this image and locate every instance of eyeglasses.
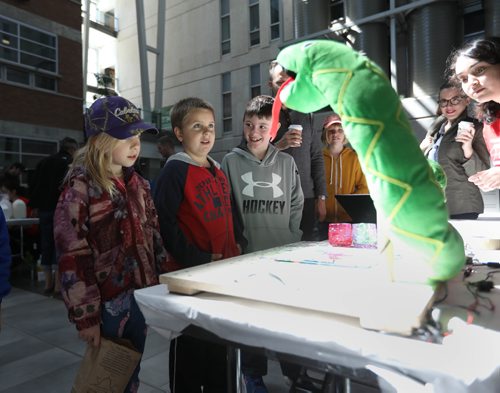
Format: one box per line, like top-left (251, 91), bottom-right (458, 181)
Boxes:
top-left (438, 95), bottom-right (467, 108)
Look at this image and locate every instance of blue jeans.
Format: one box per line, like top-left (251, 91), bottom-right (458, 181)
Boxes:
top-left (100, 290), bottom-right (147, 393)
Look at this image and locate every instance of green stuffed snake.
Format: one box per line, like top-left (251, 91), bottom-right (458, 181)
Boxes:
top-left (272, 40), bottom-right (464, 285)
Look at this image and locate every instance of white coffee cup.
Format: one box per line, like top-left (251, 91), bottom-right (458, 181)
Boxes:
top-left (288, 124), bottom-right (303, 134)
top-left (457, 121), bottom-right (474, 135)
top-left (288, 124), bottom-right (303, 147)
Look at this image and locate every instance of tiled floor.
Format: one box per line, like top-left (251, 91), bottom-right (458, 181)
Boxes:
top-left (0, 285), bottom-right (290, 393)
top-left (1, 272), bottom-right (380, 393)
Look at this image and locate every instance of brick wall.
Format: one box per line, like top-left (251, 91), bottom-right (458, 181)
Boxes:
top-left (0, 0), bottom-right (83, 132)
top-left (0, 84), bottom-right (83, 130)
top-left (59, 36), bottom-right (83, 98)
top-left (2, 0), bottom-right (81, 30)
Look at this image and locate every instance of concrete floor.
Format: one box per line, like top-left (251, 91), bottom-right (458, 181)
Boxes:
top-left (0, 285), bottom-right (292, 393)
top-left (1, 273), bottom-right (381, 393)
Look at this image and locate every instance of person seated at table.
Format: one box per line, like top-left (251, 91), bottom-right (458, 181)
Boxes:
top-left (1, 177), bottom-right (28, 217)
top-left (1, 177), bottom-right (39, 263)
top-left (222, 95), bottom-right (304, 393)
top-left (2, 162), bottom-right (25, 187)
top-left (319, 114), bottom-right (369, 239)
top-left (154, 97), bottom-right (243, 393)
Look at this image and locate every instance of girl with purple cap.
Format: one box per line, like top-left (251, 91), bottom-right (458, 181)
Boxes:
top-left (54, 96), bottom-right (169, 393)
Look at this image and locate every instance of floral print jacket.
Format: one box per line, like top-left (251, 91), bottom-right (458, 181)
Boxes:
top-left (54, 166), bottom-right (168, 331)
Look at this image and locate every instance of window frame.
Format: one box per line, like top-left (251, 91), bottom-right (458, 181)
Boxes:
top-left (221, 72), bottom-right (232, 133)
top-left (0, 134), bottom-right (59, 185)
top-left (329, 0), bottom-right (345, 22)
top-left (250, 64), bottom-right (261, 98)
top-left (221, 0), bottom-right (231, 55)
top-left (249, 0), bottom-right (260, 47)
top-left (0, 16), bottom-right (58, 92)
top-left (270, 0), bottom-right (280, 41)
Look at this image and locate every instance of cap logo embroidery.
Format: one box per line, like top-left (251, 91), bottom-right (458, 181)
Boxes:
top-left (114, 106), bottom-right (140, 124)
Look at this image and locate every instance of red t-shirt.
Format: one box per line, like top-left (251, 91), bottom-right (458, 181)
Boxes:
top-left (482, 117), bottom-right (500, 166)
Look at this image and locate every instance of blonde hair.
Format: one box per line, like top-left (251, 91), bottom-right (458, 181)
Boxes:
top-left (65, 133), bottom-right (121, 196)
top-left (322, 123), bottom-right (348, 146)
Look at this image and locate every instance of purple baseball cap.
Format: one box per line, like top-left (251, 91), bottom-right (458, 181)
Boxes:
top-left (85, 96), bottom-right (158, 139)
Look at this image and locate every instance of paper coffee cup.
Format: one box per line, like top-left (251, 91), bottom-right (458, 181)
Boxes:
top-left (289, 124), bottom-right (303, 134)
top-left (457, 121), bottom-right (473, 135)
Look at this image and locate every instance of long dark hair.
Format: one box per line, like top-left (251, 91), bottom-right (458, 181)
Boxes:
top-left (446, 36), bottom-right (500, 123)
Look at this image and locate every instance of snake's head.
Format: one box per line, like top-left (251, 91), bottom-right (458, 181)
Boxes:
top-left (276, 41), bottom-right (331, 113)
top-left (269, 41), bottom-right (333, 139)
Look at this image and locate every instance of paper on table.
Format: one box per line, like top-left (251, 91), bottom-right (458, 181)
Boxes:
top-left (273, 243), bottom-right (380, 268)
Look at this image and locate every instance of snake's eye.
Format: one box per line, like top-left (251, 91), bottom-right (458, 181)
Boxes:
top-left (283, 68), bottom-right (297, 79)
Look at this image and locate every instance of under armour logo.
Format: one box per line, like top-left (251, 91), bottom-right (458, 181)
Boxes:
top-left (241, 172), bottom-right (283, 198)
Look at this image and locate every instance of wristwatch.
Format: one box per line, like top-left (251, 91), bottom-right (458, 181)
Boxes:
top-left (318, 195), bottom-right (326, 200)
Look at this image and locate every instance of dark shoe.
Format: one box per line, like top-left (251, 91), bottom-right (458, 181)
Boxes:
top-left (243, 375), bottom-right (268, 393)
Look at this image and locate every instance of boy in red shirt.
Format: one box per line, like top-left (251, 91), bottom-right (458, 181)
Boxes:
top-left (154, 97), bottom-right (244, 392)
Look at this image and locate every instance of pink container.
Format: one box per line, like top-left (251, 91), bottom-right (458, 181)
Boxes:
top-left (328, 223), bottom-right (352, 247)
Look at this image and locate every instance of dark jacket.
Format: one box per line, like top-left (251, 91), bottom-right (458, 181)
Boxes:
top-left (0, 208), bottom-right (11, 302)
top-left (29, 150), bottom-right (73, 211)
top-left (424, 114), bottom-right (490, 216)
top-left (153, 152), bottom-right (241, 271)
top-left (276, 110), bottom-right (327, 199)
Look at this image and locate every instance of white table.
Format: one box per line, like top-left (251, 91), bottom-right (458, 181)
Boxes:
top-left (135, 220), bottom-right (500, 393)
top-left (6, 218), bottom-right (39, 227)
top-left (6, 218), bottom-right (39, 259)
top-left (136, 268), bottom-right (500, 392)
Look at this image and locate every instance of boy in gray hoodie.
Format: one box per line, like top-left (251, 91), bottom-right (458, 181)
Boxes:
top-left (222, 95), bottom-right (304, 253)
top-left (221, 95), bottom-right (304, 392)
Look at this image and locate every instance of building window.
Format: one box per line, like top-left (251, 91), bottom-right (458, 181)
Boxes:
top-left (0, 16), bottom-right (58, 91)
top-left (221, 0), bottom-right (230, 55)
top-left (86, 2), bottom-right (118, 33)
top-left (463, 1), bottom-right (484, 41)
top-left (34, 73), bottom-right (56, 90)
top-left (249, 0), bottom-right (260, 46)
top-left (6, 66), bottom-right (30, 85)
top-left (270, 0), bottom-right (280, 40)
top-left (0, 135), bottom-right (58, 185)
top-left (250, 64), bottom-right (261, 97)
top-left (222, 72), bottom-right (232, 133)
top-left (330, 0), bottom-right (345, 21)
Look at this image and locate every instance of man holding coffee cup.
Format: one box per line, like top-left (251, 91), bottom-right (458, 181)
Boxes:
top-left (269, 60), bottom-right (327, 240)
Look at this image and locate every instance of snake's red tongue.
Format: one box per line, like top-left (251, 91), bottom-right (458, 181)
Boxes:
top-left (270, 76), bottom-right (294, 141)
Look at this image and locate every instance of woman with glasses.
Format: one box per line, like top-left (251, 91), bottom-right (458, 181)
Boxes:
top-left (420, 81), bottom-right (490, 219)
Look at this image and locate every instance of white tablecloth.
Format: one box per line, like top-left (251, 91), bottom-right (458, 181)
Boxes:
top-left (135, 266), bottom-right (500, 393)
top-left (135, 219), bottom-right (500, 392)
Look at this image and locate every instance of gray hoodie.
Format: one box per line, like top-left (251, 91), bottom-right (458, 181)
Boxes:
top-left (222, 144), bottom-right (304, 253)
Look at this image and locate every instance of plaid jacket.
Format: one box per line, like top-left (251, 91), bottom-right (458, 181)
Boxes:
top-left (54, 167), bottom-right (168, 330)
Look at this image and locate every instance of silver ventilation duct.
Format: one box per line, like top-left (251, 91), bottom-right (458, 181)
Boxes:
top-left (484, 0), bottom-right (500, 36)
top-left (344, 0), bottom-right (390, 76)
top-left (293, 0), bottom-right (331, 38)
top-left (407, 0), bottom-right (458, 97)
